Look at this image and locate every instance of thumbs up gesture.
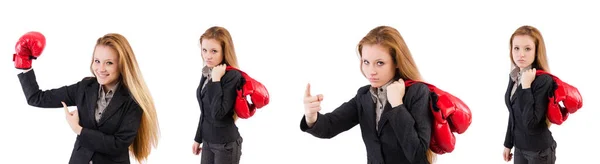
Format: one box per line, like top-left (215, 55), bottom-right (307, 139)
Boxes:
top-left (304, 83), bottom-right (323, 127)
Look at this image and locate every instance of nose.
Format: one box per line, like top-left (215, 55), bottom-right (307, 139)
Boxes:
top-left (368, 66), bottom-right (377, 76)
top-left (519, 51), bottom-right (525, 57)
top-left (98, 63), bottom-right (107, 72)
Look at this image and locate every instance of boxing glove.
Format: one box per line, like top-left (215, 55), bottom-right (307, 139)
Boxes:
top-left (429, 119), bottom-right (456, 154)
top-left (547, 100), bottom-right (568, 125)
top-left (559, 80), bottom-right (583, 114)
top-left (13, 31), bottom-right (46, 69)
top-left (446, 93), bottom-right (472, 134)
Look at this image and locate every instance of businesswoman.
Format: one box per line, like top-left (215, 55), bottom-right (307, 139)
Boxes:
top-left (502, 25), bottom-right (557, 164)
top-left (300, 26), bottom-right (434, 164)
top-left (17, 33), bottom-right (160, 164)
top-left (192, 26), bottom-right (244, 164)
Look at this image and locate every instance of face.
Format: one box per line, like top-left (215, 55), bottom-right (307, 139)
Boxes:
top-left (92, 45), bottom-right (121, 87)
top-left (361, 44), bottom-right (397, 88)
top-left (201, 38), bottom-right (224, 68)
top-left (511, 35), bottom-right (536, 69)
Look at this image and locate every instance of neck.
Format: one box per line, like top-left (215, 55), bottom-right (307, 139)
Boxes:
top-left (519, 65), bottom-right (533, 72)
top-left (102, 81), bottom-right (119, 93)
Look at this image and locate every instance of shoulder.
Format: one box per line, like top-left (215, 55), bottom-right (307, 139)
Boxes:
top-left (533, 74), bottom-right (554, 88)
top-left (357, 84), bottom-right (372, 95)
top-left (406, 81), bottom-right (431, 96)
top-left (223, 69), bottom-right (243, 82)
top-left (79, 76), bottom-right (97, 86)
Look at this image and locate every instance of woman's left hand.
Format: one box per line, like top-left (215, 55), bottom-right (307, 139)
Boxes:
top-left (386, 79), bottom-right (406, 107)
top-left (62, 101), bottom-right (82, 135)
top-left (211, 64), bottom-right (227, 82)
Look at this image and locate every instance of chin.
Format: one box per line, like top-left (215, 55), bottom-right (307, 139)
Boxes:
top-left (370, 82), bottom-right (383, 88)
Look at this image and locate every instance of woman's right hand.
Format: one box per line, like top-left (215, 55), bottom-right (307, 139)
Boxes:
top-left (503, 147), bottom-right (513, 162)
top-left (304, 83), bottom-right (323, 127)
top-left (192, 141), bottom-right (202, 155)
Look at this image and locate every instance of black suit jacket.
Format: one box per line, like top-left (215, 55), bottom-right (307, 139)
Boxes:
top-left (503, 74), bottom-right (554, 151)
top-left (18, 69), bottom-right (142, 164)
top-left (194, 69), bottom-right (242, 144)
top-left (300, 83), bottom-right (433, 164)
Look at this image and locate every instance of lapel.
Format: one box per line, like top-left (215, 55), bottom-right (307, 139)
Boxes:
top-left (505, 78), bottom-right (514, 107)
top-left (361, 93), bottom-right (377, 136)
top-left (97, 83), bottom-right (128, 126)
top-left (86, 82), bottom-right (100, 128)
top-left (199, 76), bottom-right (208, 99)
top-left (377, 102), bottom-right (394, 136)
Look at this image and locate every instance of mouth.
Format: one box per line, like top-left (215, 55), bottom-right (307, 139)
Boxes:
top-left (517, 59), bottom-right (525, 62)
top-left (96, 72), bottom-right (110, 78)
top-left (368, 78), bottom-right (378, 82)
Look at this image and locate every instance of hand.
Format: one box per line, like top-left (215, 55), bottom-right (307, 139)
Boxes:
top-left (211, 64), bottom-right (227, 82)
top-left (192, 141), bottom-right (202, 155)
top-left (62, 101), bottom-right (82, 135)
top-left (304, 83), bottom-right (323, 127)
top-left (386, 79), bottom-right (406, 107)
top-left (521, 68), bottom-right (536, 89)
top-left (503, 147), bottom-right (513, 162)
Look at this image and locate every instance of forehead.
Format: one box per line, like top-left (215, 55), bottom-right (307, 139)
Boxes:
top-left (361, 44), bottom-right (391, 60)
top-left (93, 45), bottom-right (118, 59)
top-left (201, 39), bottom-right (221, 49)
top-left (512, 35), bottom-right (535, 45)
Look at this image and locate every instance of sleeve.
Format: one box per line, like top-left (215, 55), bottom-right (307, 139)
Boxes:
top-left (194, 112), bottom-right (203, 143)
top-left (204, 70), bottom-right (241, 120)
top-left (518, 75), bottom-right (552, 129)
top-left (389, 83), bottom-right (432, 164)
top-left (504, 115), bottom-right (514, 149)
top-left (299, 94), bottom-right (360, 139)
top-left (78, 102), bottom-right (143, 155)
top-left (17, 69), bottom-right (81, 107)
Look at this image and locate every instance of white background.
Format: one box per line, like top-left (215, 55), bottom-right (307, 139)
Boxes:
top-left (1, 0), bottom-right (598, 163)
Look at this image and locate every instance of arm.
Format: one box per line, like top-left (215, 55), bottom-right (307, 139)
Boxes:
top-left (519, 75), bottom-right (552, 129)
top-left (194, 113), bottom-right (203, 143)
top-left (389, 84), bottom-right (432, 163)
top-left (17, 69), bottom-right (80, 107)
top-left (205, 70), bottom-right (241, 120)
top-left (78, 103), bottom-right (142, 155)
top-left (299, 95), bottom-right (360, 139)
top-left (504, 115), bottom-right (514, 149)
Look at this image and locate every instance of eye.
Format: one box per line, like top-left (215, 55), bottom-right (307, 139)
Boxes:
top-left (513, 47), bottom-right (519, 51)
top-left (363, 60), bottom-right (369, 65)
top-left (525, 47), bottom-right (532, 51)
top-left (202, 49), bottom-right (207, 52)
top-left (377, 61), bottom-right (384, 66)
top-left (94, 60), bottom-right (100, 63)
top-left (107, 61), bottom-right (113, 65)
top-left (212, 50), bottom-right (218, 53)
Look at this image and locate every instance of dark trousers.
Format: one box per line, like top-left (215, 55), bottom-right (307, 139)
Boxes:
top-left (201, 137), bottom-right (243, 164)
top-left (514, 140), bottom-right (557, 164)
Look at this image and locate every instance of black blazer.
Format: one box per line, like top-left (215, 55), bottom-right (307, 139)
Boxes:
top-left (194, 69), bottom-right (242, 144)
top-left (300, 83), bottom-right (433, 164)
top-left (18, 69), bottom-right (142, 164)
top-left (504, 74), bottom-right (554, 151)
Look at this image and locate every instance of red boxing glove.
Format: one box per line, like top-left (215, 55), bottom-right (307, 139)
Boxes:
top-left (13, 31), bottom-right (46, 69)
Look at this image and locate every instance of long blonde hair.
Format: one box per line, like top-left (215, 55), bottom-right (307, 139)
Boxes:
top-left (357, 26), bottom-right (435, 163)
top-left (91, 33), bottom-right (160, 163)
top-left (509, 25), bottom-right (552, 127)
top-left (199, 26), bottom-right (241, 122)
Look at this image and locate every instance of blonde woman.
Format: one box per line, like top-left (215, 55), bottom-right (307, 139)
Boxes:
top-left (192, 26), bottom-right (244, 164)
top-left (16, 33), bottom-right (160, 164)
top-left (502, 25), bottom-right (557, 164)
top-left (301, 26), bottom-right (434, 164)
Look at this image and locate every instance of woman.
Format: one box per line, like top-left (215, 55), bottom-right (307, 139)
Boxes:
top-left (502, 25), bottom-right (557, 164)
top-left (300, 26), bottom-right (434, 164)
top-left (16, 33), bottom-right (160, 164)
top-left (192, 26), bottom-right (244, 164)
